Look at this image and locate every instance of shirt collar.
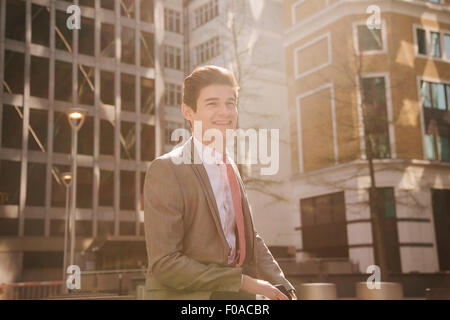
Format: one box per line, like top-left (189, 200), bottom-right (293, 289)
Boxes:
top-left (193, 135), bottom-right (230, 165)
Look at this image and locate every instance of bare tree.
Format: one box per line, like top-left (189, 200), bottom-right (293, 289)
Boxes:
top-left (213, 0), bottom-right (291, 203)
top-left (293, 21), bottom-right (428, 280)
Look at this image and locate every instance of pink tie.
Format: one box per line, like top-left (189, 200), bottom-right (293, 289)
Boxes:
top-left (223, 154), bottom-right (246, 267)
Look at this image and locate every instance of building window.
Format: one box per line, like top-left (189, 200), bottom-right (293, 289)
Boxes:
top-left (141, 77), bottom-right (155, 115)
top-left (122, 27), bottom-right (136, 65)
top-left (357, 25), bottom-right (383, 52)
top-left (300, 192), bottom-right (348, 258)
top-left (51, 164), bottom-right (70, 208)
top-left (0, 218), bottom-right (18, 236)
top-left (2, 105), bottom-right (23, 150)
top-left (101, 23), bottom-right (115, 58)
top-left (120, 121), bottom-right (136, 160)
top-left (140, 0), bottom-right (154, 23)
top-left (78, 116), bottom-right (94, 156)
top-left (98, 220), bottom-right (114, 236)
top-left (55, 60), bottom-right (72, 102)
top-left (140, 172), bottom-right (145, 211)
top-left (76, 220), bottom-right (92, 236)
top-left (77, 166), bottom-right (93, 209)
top-left (163, 46), bottom-right (182, 70)
top-left (5, 0), bottom-right (25, 42)
top-left (101, 0), bottom-right (115, 11)
top-left (194, 0), bottom-right (219, 29)
top-left (30, 56), bottom-right (49, 99)
top-left (415, 27), bottom-right (450, 60)
top-left (28, 108), bottom-right (48, 152)
top-left (120, 221), bottom-right (135, 236)
top-left (421, 81), bottom-right (450, 162)
top-left (141, 124), bottom-right (155, 162)
top-left (23, 252), bottom-right (63, 269)
top-left (120, 170), bottom-right (135, 210)
top-left (50, 219), bottom-right (65, 236)
top-left (121, 73), bottom-right (136, 112)
top-left (53, 111), bottom-right (71, 154)
top-left (4, 51), bottom-right (24, 95)
top-left (164, 83), bottom-right (182, 107)
top-left (362, 77), bottom-right (391, 159)
top-left (121, 0), bottom-right (135, 18)
top-left (0, 160), bottom-right (21, 206)
top-left (78, 65), bottom-right (95, 106)
top-left (79, 16), bottom-right (95, 56)
top-left (430, 32), bottom-right (441, 58)
top-left (195, 37), bottom-right (220, 65)
top-left (32, 4), bottom-right (50, 47)
top-left (99, 170), bottom-right (114, 207)
top-left (140, 31), bottom-right (155, 68)
top-left (24, 218), bottom-right (44, 237)
top-left (445, 34), bottom-right (450, 60)
top-left (417, 28), bottom-right (427, 55)
top-left (164, 8), bottom-right (181, 33)
top-left (100, 119), bottom-right (114, 156)
top-left (55, 10), bottom-right (72, 52)
top-left (431, 189), bottom-right (450, 271)
top-left (79, 0), bottom-right (95, 8)
top-left (26, 163), bottom-right (46, 207)
top-left (100, 70), bottom-right (115, 106)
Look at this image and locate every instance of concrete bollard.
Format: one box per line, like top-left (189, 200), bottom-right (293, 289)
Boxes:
top-left (356, 282), bottom-right (403, 300)
top-left (299, 283), bottom-right (337, 300)
top-left (136, 285), bottom-right (146, 300)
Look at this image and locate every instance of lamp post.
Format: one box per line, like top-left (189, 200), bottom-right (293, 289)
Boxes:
top-left (61, 172), bottom-right (73, 294)
top-left (66, 109), bottom-right (86, 273)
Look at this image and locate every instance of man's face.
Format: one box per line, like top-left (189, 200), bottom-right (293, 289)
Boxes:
top-left (182, 84), bottom-right (238, 144)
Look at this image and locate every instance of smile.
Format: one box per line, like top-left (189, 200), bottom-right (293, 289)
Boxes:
top-left (213, 121), bottom-right (232, 125)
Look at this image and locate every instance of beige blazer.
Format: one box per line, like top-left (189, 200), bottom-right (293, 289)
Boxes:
top-left (143, 136), bottom-right (294, 299)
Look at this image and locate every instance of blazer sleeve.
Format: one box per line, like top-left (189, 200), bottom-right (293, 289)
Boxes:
top-left (144, 158), bottom-right (243, 292)
top-left (254, 231), bottom-right (296, 292)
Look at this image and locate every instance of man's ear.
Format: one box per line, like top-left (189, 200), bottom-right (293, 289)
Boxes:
top-left (181, 103), bottom-right (195, 122)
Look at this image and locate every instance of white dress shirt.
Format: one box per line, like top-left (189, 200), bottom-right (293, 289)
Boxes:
top-left (192, 136), bottom-right (238, 265)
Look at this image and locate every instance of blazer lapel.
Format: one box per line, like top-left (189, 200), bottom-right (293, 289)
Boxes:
top-left (182, 138), bottom-right (231, 253)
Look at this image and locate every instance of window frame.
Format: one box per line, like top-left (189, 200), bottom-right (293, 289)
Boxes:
top-left (418, 78), bottom-right (450, 163)
top-left (413, 24), bottom-right (450, 62)
top-left (352, 20), bottom-right (388, 56)
top-left (193, 0), bottom-right (219, 30)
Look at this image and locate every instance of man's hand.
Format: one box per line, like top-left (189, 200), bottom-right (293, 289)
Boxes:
top-left (289, 290), bottom-right (297, 300)
top-left (240, 275), bottom-right (289, 300)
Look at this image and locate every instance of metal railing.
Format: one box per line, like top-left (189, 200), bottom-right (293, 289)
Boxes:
top-left (0, 281), bottom-right (63, 300)
top-left (0, 268), bottom-right (147, 300)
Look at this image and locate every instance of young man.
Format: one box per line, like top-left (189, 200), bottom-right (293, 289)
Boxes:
top-left (143, 65), bottom-right (296, 300)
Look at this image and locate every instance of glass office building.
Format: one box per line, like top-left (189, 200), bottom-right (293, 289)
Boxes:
top-left (0, 0), bottom-right (166, 281)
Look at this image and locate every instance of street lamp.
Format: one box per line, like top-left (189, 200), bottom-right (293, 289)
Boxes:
top-left (66, 108), bottom-right (86, 274)
top-left (61, 172), bottom-right (73, 294)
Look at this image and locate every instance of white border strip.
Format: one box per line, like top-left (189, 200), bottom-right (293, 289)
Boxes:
top-left (296, 83), bottom-right (338, 173)
top-left (352, 19), bottom-right (388, 56)
top-left (293, 32), bottom-right (331, 80)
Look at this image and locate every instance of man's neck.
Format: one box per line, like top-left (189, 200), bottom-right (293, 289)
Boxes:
top-left (193, 134), bottom-right (226, 155)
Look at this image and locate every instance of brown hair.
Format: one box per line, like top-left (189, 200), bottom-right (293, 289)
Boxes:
top-left (182, 65), bottom-right (239, 112)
